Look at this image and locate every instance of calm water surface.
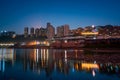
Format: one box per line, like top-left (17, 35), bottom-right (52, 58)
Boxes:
top-left (0, 48), bottom-right (120, 80)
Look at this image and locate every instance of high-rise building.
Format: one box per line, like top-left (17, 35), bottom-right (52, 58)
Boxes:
top-left (39, 27), bottom-right (47, 36)
top-left (35, 28), bottom-right (39, 37)
top-left (57, 24), bottom-right (69, 37)
top-left (57, 26), bottom-right (64, 37)
top-left (24, 27), bottom-right (29, 37)
top-left (30, 27), bottom-right (34, 37)
top-left (63, 24), bottom-right (69, 36)
top-left (47, 22), bottom-right (55, 39)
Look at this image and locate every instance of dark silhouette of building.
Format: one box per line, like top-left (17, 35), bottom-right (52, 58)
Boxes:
top-left (35, 28), bottom-right (39, 37)
top-left (0, 31), bottom-right (15, 37)
top-left (30, 27), bottom-right (34, 37)
top-left (24, 27), bottom-right (29, 37)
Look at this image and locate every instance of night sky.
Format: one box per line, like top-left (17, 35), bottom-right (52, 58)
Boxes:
top-left (0, 0), bottom-right (120, 34)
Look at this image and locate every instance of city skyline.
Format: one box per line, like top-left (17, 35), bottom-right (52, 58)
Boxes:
top-left (0, 0), bottom-right (120, 34)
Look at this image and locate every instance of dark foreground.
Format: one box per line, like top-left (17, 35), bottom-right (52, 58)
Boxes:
top-left (0, 48), bottom-right (120, 80)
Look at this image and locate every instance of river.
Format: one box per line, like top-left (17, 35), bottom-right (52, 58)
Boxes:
top-left (0, 48), bottom-right (120, 80)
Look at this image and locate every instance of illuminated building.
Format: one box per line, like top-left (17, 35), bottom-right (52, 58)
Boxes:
top-left (24, 27), bottom-right (29, 37)
top-left (69, 27), bottom-right (84, 36)
top-left (81, 32), bottom-right (98, 36)
top-left (84, 26), bottom-right (93, 32)
top-left (30, 27), bottom-right (34, 37)
top-left (27, 40), bottom-right (50, 46)
top-left (80, 25), bottom-right (98, 39)
top-left (0, 31), bottom-right (15, 37)
top-left (0, 30), bottom-right (7, 36)
top-left (57, 24), bottom-right (69, 37)
top-left (47, 22), bottom-right (55, 39)
top-left (98, 25), bottom-right (120, 37)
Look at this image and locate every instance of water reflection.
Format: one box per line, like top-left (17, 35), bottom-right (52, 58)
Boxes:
top-left (0, 49), bottom-right (15, 72)
top-left (0, 48), bottom-right (120, 80)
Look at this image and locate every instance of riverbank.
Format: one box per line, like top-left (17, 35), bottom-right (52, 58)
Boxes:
top-left (85, 48), bottom-right (120, 53)
top-left (1, 46), bottom-right (119, 53)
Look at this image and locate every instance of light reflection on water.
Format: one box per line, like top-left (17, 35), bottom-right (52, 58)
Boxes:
top-left (0, 48), bottom-right (120, 80)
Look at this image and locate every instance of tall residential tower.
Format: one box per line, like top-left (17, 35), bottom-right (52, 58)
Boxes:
top-left (47, 22), bottom-right (55, 39)
top-left (24, 27), bottom-right (29, 37)
top-left (57, 24), bottom-right (69, 37)
top-left (30, 27), bottom-right (34, 37)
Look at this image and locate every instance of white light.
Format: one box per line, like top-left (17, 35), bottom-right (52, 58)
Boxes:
top-left (93, 37), bottom-right (96, 40)
top-left (92, 70), bottom-right (96, 77)
top-left (36, 49), bottom-right (38, 62)
top-left (0, 43), bottom-right (14, 46)
top-left (64, 40), bottom-right (67, 43)
top-left (65, 50), bottom-right (67, 62)
top-left (92, 25), bottom-right (95, 28)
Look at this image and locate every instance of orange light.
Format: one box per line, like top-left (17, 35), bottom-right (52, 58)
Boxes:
top-left (74, 63), bottom-right (79, 70)
top-left (82, 63), bottom-right (99, 69)
top-left (28, 41), bottom-right (40, 45)
top-left (81, 32), bottom-right (98, 35)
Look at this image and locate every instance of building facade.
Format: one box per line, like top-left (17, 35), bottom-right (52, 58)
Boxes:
top-left (47, 22), bottom-right (55, 39)
top-left (39, 27), bottom-right (47, 36)
top-left (63, 24), bottom-right (69, 36)
top-left (24, 27), bottom-right (29, 37)
top-left (0, 31), bottom-right (15, 37)
top-left (57, 24), bottom-right (69, 37)
top-left (30, 27), bottom-right (34, 37)
top-left (35, 28), bottom-right (39, 37)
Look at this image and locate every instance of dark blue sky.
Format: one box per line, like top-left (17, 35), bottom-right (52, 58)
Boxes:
top-left (0, 0), bottom-right (120, 34)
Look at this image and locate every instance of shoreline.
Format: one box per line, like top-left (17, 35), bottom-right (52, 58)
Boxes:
top-left (0, 46), bottom-right (120, 52)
